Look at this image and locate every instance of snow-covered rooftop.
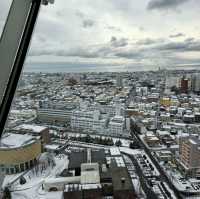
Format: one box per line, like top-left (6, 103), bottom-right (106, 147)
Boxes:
top-left (45, 144), bottom-right (60, 150)
top-left (14, 124), bottom-right (47, 133)
top-left (110, 147), bottom-right (121, 156)
top-left (0, 133), bottom-right (37, 149)
top-left (115, 156), bottom-right (125, 167)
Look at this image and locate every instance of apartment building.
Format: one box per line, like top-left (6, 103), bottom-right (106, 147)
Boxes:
top-left (179, 136), bottom-right (200, 177)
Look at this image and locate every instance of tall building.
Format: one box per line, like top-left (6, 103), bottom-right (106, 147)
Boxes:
top-left (116, 74), bottom-right (123, 88)
top-left (191, 74), bottom-right (200, 93)
top-left (180, 77), bottom-right (189, 93)
top-left (179, 136), bottom-right (200, 177)
top-left (165, 76), bottom-right (179, 94)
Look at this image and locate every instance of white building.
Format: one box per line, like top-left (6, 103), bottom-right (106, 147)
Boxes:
top-left (88, 103), bottom-right (125, 117)
top-left (109, 115), bottom-right (125, 136)
top-left (71, 110), bottom-right (108, 133)
top-left (37, 101), bottom-right (78, 123)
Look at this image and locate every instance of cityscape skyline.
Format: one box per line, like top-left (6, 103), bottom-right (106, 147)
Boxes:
top-left (2, 1), bottom-right (200, 198)
top-left (2, 70), bottom-right (200, 198)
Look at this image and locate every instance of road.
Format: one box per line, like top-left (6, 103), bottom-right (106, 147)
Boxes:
top-left (123, 152), bottom-right (159, 199)
top-left (130, 126), bottom-right (183, 199)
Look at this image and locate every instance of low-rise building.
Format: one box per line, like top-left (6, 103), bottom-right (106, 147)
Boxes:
top-left (144, 131), bottom-right (160, 147)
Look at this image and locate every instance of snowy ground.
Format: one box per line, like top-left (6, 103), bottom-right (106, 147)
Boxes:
top-left (2, 154), bottom-right (68, 199)
top-left (119, 147), bottom-right (143, 155)
top-left (112, 137), bottom-right (131, 147)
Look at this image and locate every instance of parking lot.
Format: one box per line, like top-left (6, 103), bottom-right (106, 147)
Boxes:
top-left (136, 153), bottom-right (160, 178)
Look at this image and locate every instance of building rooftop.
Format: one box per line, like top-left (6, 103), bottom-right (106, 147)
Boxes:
top-left (64, 183), bottom-right (102, 192)
top-left (14, 124), bottom-right (47, 133)
top-left (110, 147), bottom-right (121, 156)
top-left (68, 149), bottom-right (106, 169)
top-left (68, 151), bottom-right (87, 169)
top-left (111, 160), bottom-right (133, 191)
top-left (0, 133), bottom-right (38, 149)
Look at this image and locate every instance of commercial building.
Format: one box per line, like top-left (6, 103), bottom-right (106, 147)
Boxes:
top-left (64, 184), bottom-right (102, 199)
top-left (44, 148), bottom-right (136, 199)
top-left (37, 101), bottom-right (78, 124)
top-left (144, 131), bottom-right (160, 147)
top-left (109, 115), bottom-right (125, 136)
top-left (111, 160), bottom-right (136, 199)
top-left (94, 104), bottom-right (124, 117)
top-left (191, 74), bottom-right (200, 93)
top-left (37, 108), bottom-right (73, 124)
top-left (183, 114), bottom-right (195, 124)
top-left (160, 97), bottom-right (171, 107)
top-left (180, 78), bottom-right (189, 93)
top-left (71, 110), bottom-right (108, 133)
top-left (0, 133), bottom-right (41, 174)
top-left (68, 149), bottom-right (106, 176)
top-left (116, 74), bottom-right (123, 88)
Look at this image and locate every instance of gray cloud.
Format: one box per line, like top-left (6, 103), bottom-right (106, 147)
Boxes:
top-left (110, 36), bottom-right (117, 42)
top-left (67, 48), bottom-right (100, 58)
top-left (75, 10), bottom-right (95, 28)
top-left (107, 26), bottom-right (121, 32)
top-left (147, 0), bottom-right (189, 10)
top-left (29, 34), bottom-right (200, 66)
top-left (82, 19), bottom-right (95, 28)
top-left (169, 33), bottom-right (185, 38)
top-left (114, 51), bottom-right (142, 59)
top-left (30, 48), bottom-right (100, 58)
top-left (75, 10), bottom-right (85, 18)
top-left (110, 36), bottom-right (128, 47)
top-left (136, 38), bottom-right (164, 45)
top-left (29, 37), bottom-right (129, 59)
top-left (139, 26), bottom-right (145, 32)
top-left (1, 0), bottom-right (199, 69)
top-left (184, 37), bottom-right (195, 42)
top-left (29, 44), bottom-right (111, 59)
top-left (136, 38), bottom-right (155, 45)
top-left (156, 39), bottom-right (200, 52)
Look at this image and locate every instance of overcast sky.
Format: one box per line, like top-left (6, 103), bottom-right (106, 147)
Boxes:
top-left (1, 0), bottom-right (200, 70)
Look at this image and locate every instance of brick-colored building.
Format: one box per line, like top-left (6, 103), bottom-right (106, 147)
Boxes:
top-left (0, 133), bottom-right (41, 174)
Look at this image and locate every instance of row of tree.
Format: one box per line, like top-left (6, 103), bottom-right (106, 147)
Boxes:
top-left (70, 135), bottom-right (124, 147)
